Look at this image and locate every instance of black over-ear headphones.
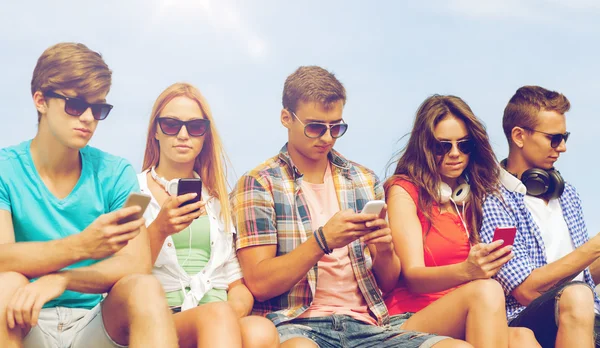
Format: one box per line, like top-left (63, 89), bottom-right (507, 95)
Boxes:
top-left (501, 159), bottom-right (565, 199)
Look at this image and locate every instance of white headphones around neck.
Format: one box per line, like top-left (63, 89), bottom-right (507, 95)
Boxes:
top-left (438, 178), bottom-right (471, 242)
top-left (439, 181), bottom-right (470, 205)
top-left (151, 167), bottom-right (180, 196)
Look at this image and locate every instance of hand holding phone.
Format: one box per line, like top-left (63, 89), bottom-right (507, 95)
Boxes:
top-left (79, 193), bottom-right (150, 259)
top-left (361, 200), bottom-right (386, 217)
top-left (462, 226), bottom-right (516, 280)
top-left (177, 178), bottom-right (202, 208)
top-left (118, 193), bottom-right (152, 224)
top-left (152, 180), bottom-right (205, 237)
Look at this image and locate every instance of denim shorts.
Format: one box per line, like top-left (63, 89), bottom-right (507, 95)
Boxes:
top-left (277, 314), bottom-right (448, 348)
top-left (23, 304), bottom-right (125, 348)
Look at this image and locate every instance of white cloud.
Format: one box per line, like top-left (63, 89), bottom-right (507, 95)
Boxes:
top-left (442, 0), bottom-right (540, 20)
top-left (429, 0), bottom-right (599, 21)
top-left (151, 0), bottom-right (268, 60)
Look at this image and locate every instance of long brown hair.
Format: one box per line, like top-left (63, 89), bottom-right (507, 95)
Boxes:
top-left (142, 82), bottom-right (232, 230)
top-left (386, 95), bottom-right (499, 244)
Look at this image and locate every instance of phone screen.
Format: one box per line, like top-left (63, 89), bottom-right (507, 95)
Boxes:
top-left (118, 193), bottom-right (151, 224)
top-left (177, 178), bottom-right (202, 207)
top-left (492, 226), bottom-right (517, 247)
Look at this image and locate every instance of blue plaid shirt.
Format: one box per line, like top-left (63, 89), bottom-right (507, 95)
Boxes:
top-left (481, 167), bottom-right (600, 321)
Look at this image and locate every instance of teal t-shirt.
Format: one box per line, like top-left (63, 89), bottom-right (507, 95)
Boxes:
top-left (0, 140), bottom-right (140, 309)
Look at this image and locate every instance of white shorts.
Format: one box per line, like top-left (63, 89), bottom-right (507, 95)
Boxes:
top-left (23, 304), bottom-right (125, 348)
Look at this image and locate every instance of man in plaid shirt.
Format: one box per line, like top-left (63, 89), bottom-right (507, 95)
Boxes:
top-left (481, 85), bottom-right (600, 348)
top-left (231, 66), bottom-right (450, 347)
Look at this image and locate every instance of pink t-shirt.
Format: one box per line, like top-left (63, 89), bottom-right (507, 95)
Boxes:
top-left (297, 165), bottom-right (376, 325)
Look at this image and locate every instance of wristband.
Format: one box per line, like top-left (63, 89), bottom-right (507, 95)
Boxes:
top-left (313, 230), bottom-right (327, 254)
top-left (318, 226), bottom-right (332, 254)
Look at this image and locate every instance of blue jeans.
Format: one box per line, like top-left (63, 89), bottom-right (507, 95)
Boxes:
top-left (277, 314), bottom-right (448, 348)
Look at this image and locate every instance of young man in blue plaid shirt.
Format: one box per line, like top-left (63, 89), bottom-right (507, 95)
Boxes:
top-left (480, 85), bottom-right (600, 348)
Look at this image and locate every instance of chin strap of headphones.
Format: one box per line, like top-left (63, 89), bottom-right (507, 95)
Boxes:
top-left (449, 197), bottom-right (470, 244)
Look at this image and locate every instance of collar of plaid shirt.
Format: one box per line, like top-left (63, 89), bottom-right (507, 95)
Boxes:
top-left (277, 144), bottom-right (352, 179)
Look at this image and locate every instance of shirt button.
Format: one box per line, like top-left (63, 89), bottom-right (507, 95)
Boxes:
top-left (167, 243), bottom-right (172, 247)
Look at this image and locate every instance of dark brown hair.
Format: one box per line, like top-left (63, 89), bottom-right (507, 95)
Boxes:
top-left (282, 66), bottom-right (346, 112)
top-left (503, 85), bottom-right (570, 144)
top-left (386, 95), bottom-right (499, 244)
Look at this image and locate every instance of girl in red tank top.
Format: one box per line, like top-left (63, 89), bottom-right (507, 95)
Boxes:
top-left (382, 95), bottom-right (540, 347)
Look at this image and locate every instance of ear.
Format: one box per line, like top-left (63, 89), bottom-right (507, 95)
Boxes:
top-left (511, 127), bottom-right (526, 149)
top-left (33, 91), bottom-right (48, 115)
top-left (281, 108), bottom-right (293, 130)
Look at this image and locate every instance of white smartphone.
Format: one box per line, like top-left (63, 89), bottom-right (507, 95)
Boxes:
top-left (118, 192), bottom-right (151, 224)
top-left (361, 200), bottom-right (386, 216)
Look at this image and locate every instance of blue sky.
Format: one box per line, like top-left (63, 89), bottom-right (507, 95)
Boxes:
top-left (1, 0), bottom-right (599, 232)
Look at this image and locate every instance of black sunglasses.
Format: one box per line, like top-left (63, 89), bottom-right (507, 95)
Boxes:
top-left (45, 91), bottom-right (113, 120)
top-left (157, 117), bottom-right (210, 137)
top-left (523, 128), bottom-right (570, 148)
top-left (291, 111), bottom-right (348, 139)
top-left (434, 139), bottom-right (475, 156)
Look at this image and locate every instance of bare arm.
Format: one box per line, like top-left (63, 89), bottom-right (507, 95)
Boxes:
top-left (147, 222), bottom-right (167, 265)
top-left (512, 238), bottom-right (600, 306)
top-left (59, 223), bottom-right (151, 294)
top-left (237, 241), bottom-right (324, 302)
top-left (233, 174), bottom-right (375, 302)
top-left (366, 211), bottom-right (400, 293)
top-left (146, 194), bottom-right (204, 265)
top-left (388, 186), bottom-right (475, 294)
top-left (0, 210), bottom-right (91, 278)
top-left (590, 254), bottom-right (600, 285)
top-left (227, 279), bottom-right (254, 318)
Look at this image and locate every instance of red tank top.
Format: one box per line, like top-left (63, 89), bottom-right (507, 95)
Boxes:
top-left (384, 178), bottom-right (470, 315)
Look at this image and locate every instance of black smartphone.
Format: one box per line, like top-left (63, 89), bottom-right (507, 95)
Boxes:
top-left (177, 178), bottom-right (202, 208)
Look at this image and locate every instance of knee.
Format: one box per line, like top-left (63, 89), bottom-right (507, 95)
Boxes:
top-left (112, 274), bottom-right (166, 310)
top-left (509, 327), bottom-right (540, 348)
top-left (280, 337), bottom-right (319, 348)
top-left (241, 316), bottom-right (279, 348)
top-left (466, 279), bottom-right (505, 309)
top-left (0, 272), bottom-right (29, 299)
top-left (194, 302), bottom-right (238, 327)
top-left (433, 338), bottom-right (474, 348)
top-left (558, 283), bottom-right (595, 324)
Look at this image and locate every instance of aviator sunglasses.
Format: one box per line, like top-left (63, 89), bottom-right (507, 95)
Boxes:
top-left (291, 111), bottom-right (348, 138)
top-left (434, 139), bottom-right (475, 156)
top-left (157, 117), bottom-right (210, 137)
top-left (522, 127), bottom-right (570, 148)
top-left (45, 91), bottom-right (113, 120)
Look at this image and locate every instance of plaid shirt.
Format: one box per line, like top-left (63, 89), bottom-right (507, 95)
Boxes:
top-left (481, 167), bottom-right (600, 321)
top-left (232, 144), bottom-right (389, 326)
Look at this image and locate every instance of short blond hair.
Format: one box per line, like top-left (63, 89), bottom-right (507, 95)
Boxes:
top-left (31, 42), bottom-right (112, 120)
